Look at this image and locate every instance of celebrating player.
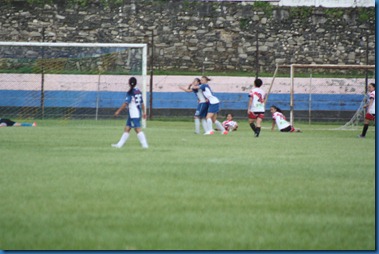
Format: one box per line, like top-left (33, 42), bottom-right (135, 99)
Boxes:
top-left (358, 82), bottom-right (375, 138)
top-left (270, 105), bottom-right (301, 133)
top-left (247, 78), bottom-right (266, 137)
top-left (112, 77), bottom-right (148, 149)
top-left (222, 113), bottom-right (238, 132)
top-left (0, 118), bottom-right (36, 127)
top-left (179, 78), bottom-right (209, 134)
top-left (193, 76), bottom-right (228, 135)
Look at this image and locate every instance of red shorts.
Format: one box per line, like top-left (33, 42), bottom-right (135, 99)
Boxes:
top-left (248, 112), bottom-right (264, 120)
top-left (365, 113), bottom-right (375, 121)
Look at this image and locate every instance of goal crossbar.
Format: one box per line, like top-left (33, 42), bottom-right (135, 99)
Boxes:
top-left (272, 64), bottom-right (376, 125)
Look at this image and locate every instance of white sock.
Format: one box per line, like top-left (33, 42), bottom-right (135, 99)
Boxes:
top-left (201, 119), bottom-right (208, 133)
top-left (116, 132), bottom-right (129, 147)
top-left (194, 118), bottom-right (200, 134)
top-left (137, 132), bottom-right (148, 148)
top-left (215, 120), bottom-right (225, 132)
top-left (206, 118), bottom-right (213, 132)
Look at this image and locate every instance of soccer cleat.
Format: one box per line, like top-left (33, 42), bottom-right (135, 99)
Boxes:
top-left (204, 130), bottom-right (214, 135)
top-left (357, 135), bottom-right (365, 138)
top-left (254, 132), bottom-right (259, 137)
top-left (222, 130), bottom-right (228, 135)
top-left (32, 122), bottom-right (37, 127)
top-left (111, 144), bottom-right (122, 148)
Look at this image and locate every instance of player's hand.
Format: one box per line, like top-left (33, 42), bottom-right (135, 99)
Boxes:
top-left (114, 111), bottom-right (120, 117)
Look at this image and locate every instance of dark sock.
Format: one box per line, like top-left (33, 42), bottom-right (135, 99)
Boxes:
top-left (255, 127), bottom-right (261, 137)
top-left (249, 123), bottom-right (256, 132)
top-left (361, 124), bottom-right (369, 137)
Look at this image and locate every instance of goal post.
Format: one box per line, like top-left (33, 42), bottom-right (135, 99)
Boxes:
top-left (0, 41), bottom-right (148, 127)
top-left (270, 64), bottom-right (375, 126)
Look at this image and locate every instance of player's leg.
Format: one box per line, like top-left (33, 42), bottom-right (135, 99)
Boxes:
top-left (213, 114), bottom-right (227, 134)
top-left (201, 118), bottom-right (208, 133)
top-left (19, 122), bottom-right (34, 127)
top-left (135, 127), bottom-right (148, 149)
top-left (194, 117), bottom-right (200, 134)
top-left (255, 117), bottom-right (263, 137)
top-left (199, 103), bottom-right (209, 133)
top-left (112, 119), bottom-right (132, 148)
top-left (359, 113), bottom-right (374, 138)
top-left (248, 113), bottom-right (257, 134)
top-left (204, 112), bottom-right (215, 135)
top-left (194, 104), bottom-right (202, 134)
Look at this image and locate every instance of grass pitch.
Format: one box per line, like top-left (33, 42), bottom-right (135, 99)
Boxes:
top-left (0, 119), bottom-right (375, 250)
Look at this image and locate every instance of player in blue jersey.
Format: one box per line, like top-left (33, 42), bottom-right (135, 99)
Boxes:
top-left (0, 118), bottom-right (36, 127)
top-left (179, 78), bottom-right (209, 134)
top-left (112, 77), bottom-right (148, 149)
top-left (194, 76), bottom-right (228, 135)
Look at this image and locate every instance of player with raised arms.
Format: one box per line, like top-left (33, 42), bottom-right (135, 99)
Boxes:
top-left (112, 77), bottom-right (148, 149)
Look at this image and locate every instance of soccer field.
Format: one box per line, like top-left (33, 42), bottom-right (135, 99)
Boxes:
top-left (0, 120), bottom-right (375, 250)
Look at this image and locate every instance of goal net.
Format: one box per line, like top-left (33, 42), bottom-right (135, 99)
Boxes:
top-left (267, 64), bottom-right (375, 128)
top-left (0, 42), bottom-right (147, 125)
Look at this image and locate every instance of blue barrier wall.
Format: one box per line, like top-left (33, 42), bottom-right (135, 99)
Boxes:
top-left (0, 90), bottom-right (364, 111)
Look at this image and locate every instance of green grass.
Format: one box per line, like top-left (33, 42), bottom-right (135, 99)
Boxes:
top-left (0, 120), bottom-right (375, 250)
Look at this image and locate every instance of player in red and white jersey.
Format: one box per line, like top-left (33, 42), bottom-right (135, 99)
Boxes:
top-left (270, 105), bottom-right (301, 133)
top-left (359, 82), bottom-right (375, 138)
top-left (222, 113), bottom-right (238, 132)
top-left (247, 78), bottom-right (266, 137)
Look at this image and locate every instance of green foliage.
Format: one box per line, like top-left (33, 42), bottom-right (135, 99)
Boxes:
top-left (357, 8), bottom-right (375, 23)
top-left (252, 1), bottom-right (273, 17)
top-left (324, 8), bottom-right (344, 19)
top-left (289, 6), bottom-right (313, 21)
top-left (0, 120), bottom-right (375, 249)
top-left (239, 18), bottom-right (250, 30)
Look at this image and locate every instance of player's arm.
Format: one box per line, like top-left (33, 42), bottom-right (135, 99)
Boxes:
top-left (247, 96), bottom-right (253, 113)
top-left (141, 102), bottom-right (147, 119)
top-left (179, 85), bottom-right (192, 92)
top-left (271, 119), bottom-right (275, 131)
top-left (114, 102), bottom-right (127, 117)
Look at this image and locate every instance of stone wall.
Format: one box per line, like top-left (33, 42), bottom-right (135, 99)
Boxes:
top-left (0, 1), bottom-right (375, 73)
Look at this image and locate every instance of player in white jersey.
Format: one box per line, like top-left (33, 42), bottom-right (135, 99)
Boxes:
top-left (270, 106), bottom-right (301, 132)
top-left (359, 82), bottom-right (375, 138)
top-left (222, 113), bottom-right (238, 132)
top-left (179, 78), bottom-right (209, 134)
top-left (247, 78), bottom-right (266, 137)
top-left (112, 77), bottom-right (148, 149)
top-left (194, 76), bottom-right (228, 135)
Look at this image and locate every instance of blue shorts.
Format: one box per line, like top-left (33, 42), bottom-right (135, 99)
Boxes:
top-left (126, 117), bottom-right (142, 128)
top-left (195, 102), bottom-right (209, 118)
top-left (207, 103), bottom-right (220, 114)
